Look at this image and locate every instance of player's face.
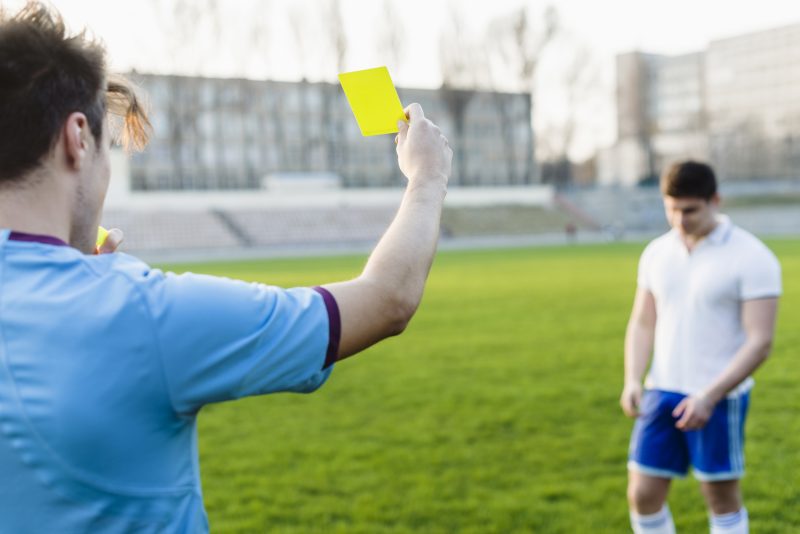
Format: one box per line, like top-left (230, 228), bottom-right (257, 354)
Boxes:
top-left (663, 195), bottom-right (719, 238)
top-left (70, 122), bottom-right (111, 254)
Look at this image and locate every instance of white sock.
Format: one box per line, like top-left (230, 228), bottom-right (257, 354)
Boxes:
top-left (630, 505), bottom-right (676, 534)
top-left (710, 507), bottom-right (748, 534)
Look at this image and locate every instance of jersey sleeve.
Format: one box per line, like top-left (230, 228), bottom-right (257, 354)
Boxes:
top-left (141, 270), bottom-right (339, 415)
top-left (739, 243), bottom-right (782, 301)
top-left (636, 242), bottom-right (656, 291)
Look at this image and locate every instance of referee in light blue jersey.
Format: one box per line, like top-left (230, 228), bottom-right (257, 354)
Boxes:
top-left (0, 3), bottom-right (452, 531)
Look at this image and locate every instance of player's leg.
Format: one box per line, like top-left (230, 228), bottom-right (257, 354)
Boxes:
top-left (701, 480), bottom-right (747, 533)
top-left (627, 390), bottom-right (689, 534)
top-left (628, 471), bottom-right (675, 534)
top-left (688, 392), bottom-right (750, 533)
top-left (628, 470), bottom-right (672, 513)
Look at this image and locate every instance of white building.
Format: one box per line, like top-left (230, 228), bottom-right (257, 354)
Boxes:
top-left (125, 74), bottom-right (535, 191)
top-left (602, 22), bottom-right (800, 185)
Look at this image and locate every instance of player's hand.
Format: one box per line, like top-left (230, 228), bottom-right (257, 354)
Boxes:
top-left (96, 228), bottom-right (124, 254)
top-left (672, 394), bottom-right (714, 430)
top-left (620, 382), bottom-right (643, 417)
top-left (395, 103), bottom-right (452, 185)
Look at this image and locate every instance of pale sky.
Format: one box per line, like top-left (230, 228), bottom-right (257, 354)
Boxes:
top-left (7, 0), bottom-right (800, 159)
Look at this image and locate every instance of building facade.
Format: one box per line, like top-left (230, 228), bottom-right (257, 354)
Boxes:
top-left (602, 22), bottom-right (800, 185)
top-left (127, 74), bottom-right (534, 191)
top-left (706, 24), bottom-right (800, 181)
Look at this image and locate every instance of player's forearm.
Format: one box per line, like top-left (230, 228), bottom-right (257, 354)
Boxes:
top-left (624, 322), bottom-right (654, 385)
top-left (360, 178), bottom-right (446, 322)
top-left (702, 336), bottom-right (773, 404)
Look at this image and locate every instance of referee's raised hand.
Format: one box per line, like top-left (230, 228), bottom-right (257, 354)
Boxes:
top-left (396, 103), bottom-right (452, 186)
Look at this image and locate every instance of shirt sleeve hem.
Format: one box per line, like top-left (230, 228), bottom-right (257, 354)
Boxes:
top-left (741, 292), bottom-right (782, 301)
top-left (312, 286), bottom-right (341, 370)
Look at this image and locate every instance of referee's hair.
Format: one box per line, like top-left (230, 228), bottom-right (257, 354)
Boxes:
top-left (0, 1), bottom-right (151, 185)
top-left (660, 160), bottom-right (717, 201)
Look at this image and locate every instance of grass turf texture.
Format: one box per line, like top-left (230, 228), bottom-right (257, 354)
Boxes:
top-left (156, 239), bottom-right (800, 533)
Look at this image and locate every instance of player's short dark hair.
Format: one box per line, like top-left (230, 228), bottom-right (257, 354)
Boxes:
top-left (660, 161), bottom-right (717, 201)
top-left (0, 1), bottom-right (150, 184)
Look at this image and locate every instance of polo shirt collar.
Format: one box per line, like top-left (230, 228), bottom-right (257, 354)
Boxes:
top-left (668, 213), bottom-right (732, 249)
top-left (706, 214), bottom-right (733, 245)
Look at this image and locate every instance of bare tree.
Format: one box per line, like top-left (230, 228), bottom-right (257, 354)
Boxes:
top-left (316, 0), bottom-right (349, 177)
top-left (144, 0), bottom-right (295, 188)
top-left (288, 4), bottom-right (310, 81)
top-left (375, 0), bottom-right (408, 186)
top-left (378, 0), bottom-right (405, 77)
top-left (485, 5), bottom-right (559, 184)
top-left (538, 44), bottom-right (601, 188)
top-left (439, 2), bottom-right (482, 185)
top-left (150, 0), bottom-right (222, 75)
top-left (324, 0), bottom-right (348, 75)
top-left (240, 0), bottom-right (275, 78)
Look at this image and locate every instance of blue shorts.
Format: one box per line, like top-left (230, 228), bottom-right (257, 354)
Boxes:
top-left (628, 389), bottom-right (749, 481)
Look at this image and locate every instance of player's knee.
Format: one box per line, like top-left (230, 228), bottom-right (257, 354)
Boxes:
top-left (701, 483), bottom-right (742, 515)
top-left (627, 481), bottom-right (665, 513)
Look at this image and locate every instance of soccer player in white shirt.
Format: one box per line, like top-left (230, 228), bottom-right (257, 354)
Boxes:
top-left (620, 161), bottom-right (781, 534)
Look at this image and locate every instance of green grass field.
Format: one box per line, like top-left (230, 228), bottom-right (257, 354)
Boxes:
top-left (158, 239), bottom-right (800, 533)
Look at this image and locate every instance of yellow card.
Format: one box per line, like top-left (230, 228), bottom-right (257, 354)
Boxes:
top-left (338, 66), bottom-right (406, 136)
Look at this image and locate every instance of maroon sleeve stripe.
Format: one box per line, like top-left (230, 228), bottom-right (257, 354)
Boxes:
top-left (312, 286), bottom-right (341, 370)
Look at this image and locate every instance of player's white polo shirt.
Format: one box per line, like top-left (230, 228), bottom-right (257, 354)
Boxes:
top-left (638, 215), bottom-right (781, 396)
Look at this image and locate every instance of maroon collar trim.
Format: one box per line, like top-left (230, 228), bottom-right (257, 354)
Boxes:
top-left (8, 231), bottom-right (69, 247)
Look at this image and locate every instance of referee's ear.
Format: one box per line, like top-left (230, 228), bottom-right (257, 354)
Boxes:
top-left (63, 112), bottom-right (92, 171)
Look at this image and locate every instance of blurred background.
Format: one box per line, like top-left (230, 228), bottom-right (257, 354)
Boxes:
top-left (9, 0), bottom-right (800, 259)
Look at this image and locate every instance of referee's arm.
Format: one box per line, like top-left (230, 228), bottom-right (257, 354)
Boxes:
top-left (321, 103), bottom-right (452, 361)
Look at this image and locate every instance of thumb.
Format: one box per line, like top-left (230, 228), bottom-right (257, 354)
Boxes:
top-left (98, 228), bottom-right (124, 254)
top-left (632, 390), bottom-right (641, 410)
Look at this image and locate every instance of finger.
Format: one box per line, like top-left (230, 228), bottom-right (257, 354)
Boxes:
top-left (672, 398), bottom-right (687, 418)
top-left (631, 394), bottom-right (640, 416)
top-left (98, 228), bottom-right (124, 254)
top-left (397, 119), bottom-right (409, 143)
top-left (621, 395), bottom-right (637, 417)
top-left (682, 416), bottom-right (701, 430)
top-left (675, 409), bottom-right (692, 429)
top-left (404, 102), bottom-right (424, 122)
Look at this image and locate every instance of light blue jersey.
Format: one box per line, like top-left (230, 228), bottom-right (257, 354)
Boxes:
top-left (0, 229), bottom-right (337, 532)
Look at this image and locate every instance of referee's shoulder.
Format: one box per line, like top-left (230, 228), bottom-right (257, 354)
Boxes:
top-left (85, 252), bottom-right (166, 286)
